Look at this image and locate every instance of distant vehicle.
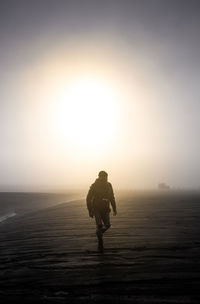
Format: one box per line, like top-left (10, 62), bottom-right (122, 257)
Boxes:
top-left (158, 183), bottom-right (170, 190)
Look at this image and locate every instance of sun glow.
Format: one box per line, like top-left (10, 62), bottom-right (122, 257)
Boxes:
top-left (53, 77), bottom-right (119, 151)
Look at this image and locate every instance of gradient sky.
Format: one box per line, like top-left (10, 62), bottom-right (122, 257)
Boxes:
top-left (1, 0), bottom-right (200, 191)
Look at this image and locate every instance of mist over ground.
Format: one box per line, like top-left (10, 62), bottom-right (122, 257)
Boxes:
top-left (1, 0), bottom-right (200, 191)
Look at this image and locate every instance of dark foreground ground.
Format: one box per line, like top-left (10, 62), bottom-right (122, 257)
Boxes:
top-left (0, 191), bottom-right (200, 303)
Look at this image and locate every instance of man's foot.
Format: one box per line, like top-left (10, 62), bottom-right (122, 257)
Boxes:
top-left (98, 239), bottom-right (104, 252)
top-left (98, 244), bottom-right (104, 252)
top-left (101, 224), bottom-right (111, 234)
top-left (96, 230), bottom-right (104, 252)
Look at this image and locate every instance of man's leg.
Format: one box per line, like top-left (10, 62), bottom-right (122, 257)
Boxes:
top-left (101, 212), bottom-right (111, 233)
top-left (94, 210), bottom-right (104, 251)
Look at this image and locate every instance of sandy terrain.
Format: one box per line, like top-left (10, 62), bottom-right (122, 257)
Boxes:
top-left (0, 191), bottom-right (200, 303)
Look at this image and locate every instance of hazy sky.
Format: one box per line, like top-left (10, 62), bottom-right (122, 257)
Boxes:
top-left (1, 0), bottom-right (200, 191)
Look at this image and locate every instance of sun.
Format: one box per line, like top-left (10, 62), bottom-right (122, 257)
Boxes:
top-left (53, 76), bottom-right (118, 151)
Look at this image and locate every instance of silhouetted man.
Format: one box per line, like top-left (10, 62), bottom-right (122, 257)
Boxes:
top-left (86, 171), bottom-right (117, 251)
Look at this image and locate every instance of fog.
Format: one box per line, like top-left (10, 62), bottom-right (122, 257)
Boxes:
top-left (0, 0), bottom-right (200, 191)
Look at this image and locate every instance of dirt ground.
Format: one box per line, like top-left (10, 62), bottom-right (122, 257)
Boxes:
top-left (0, 191), bottom-right (200, 303)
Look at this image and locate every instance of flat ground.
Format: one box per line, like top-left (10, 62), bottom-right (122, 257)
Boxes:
top-left (0, 191), bottom-right (200, 303)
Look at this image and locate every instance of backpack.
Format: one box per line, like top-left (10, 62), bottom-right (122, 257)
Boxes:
top-left (92, 180), bottom-right (111, 213)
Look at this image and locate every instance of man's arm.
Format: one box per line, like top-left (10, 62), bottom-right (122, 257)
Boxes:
top-left (86, 184), bottom-right (94, 217)
top-left (108, 183), bottom-right (117, 215)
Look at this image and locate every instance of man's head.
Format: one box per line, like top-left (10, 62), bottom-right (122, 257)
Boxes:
top-left (98, 170), bottom-right (108, 181)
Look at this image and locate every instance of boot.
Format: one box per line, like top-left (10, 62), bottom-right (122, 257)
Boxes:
top-left (101, 224), bottom-right (111, 234)
top-left (96, 230), bottom-right (104, 252)
top-left (98, 237), bottom-right (104, 252)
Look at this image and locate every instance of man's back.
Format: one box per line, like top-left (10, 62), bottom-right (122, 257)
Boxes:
top-left (87, 178), bottom-right (116, 213)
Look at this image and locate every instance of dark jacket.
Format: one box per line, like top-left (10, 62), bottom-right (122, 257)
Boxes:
top-left (86, 178), bottom-right (116, 213)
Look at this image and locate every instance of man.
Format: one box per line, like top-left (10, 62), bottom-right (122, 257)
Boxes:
top-left (86, 171), bottom-right (117, 251)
